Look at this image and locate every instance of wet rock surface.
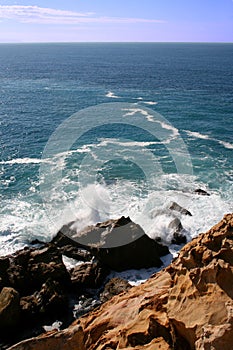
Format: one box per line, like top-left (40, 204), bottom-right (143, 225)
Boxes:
top-left (169, 218), bottom-right (187, 245)
top-left (194, 188), bottom-right (210, 196)
top-left (169, 201), bottom-right (192, 216)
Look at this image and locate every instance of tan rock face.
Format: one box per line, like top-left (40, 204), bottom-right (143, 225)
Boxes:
top-left (9, 214), bottom-right (233, 350)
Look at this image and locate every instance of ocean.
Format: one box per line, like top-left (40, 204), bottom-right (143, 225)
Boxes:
top-left (0, 43), bottom-right (233, 267)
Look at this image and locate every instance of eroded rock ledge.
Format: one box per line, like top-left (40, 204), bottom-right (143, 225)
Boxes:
top-left (8, 214), bottom-right (233, 350)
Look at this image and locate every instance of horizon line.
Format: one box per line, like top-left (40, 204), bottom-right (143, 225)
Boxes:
top-left (0, 41), bottom-right (232, 44)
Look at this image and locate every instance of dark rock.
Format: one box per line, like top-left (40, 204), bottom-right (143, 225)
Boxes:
top-left (0, 257), bottom-right (10, 289)
top-left (5, 245), bottom-right (70, 295)
top-left (169, 217), bottom-right (183, 233)
top-left (100, 277), bottom-right (131, 303)
top-left (96, 216), bottom-right (131, 228)
top-left (70, 262), bottom-right (109, 289)
top-left (65, 216), bottom-right (141, 248)
top-left (0, 287), bottom-right (20, 329)
top-left (51, 230), bottom-right (93, 261)
top-left (29, 245), bottom-right (59, 264)
top-left (171, 231), bottom-right (187, 245)
top-left (169, 218), bottom-right (187, 245)
top-left (20, 279), bottom-right (67, 319)
top-left (27, 245), bottom-right (70, 291)
top-left (51, 228), bottom-right (85, 249)
top-left (63, 216), bottom-right (169, 271)
top-left (30, 239), bottom-right (44, 246)
top-left (7, 250), bottom-right (30, 293)
top-left (194, 189), bottom-right (210, 196)
top-left (59, 246), bottom-right (92, 262)
top-left (94, 235), bottom-right (169, 271)
top-left (169, 202), bottom-right (192, 216)
top-left (28, 260), bottom-right (70, 291)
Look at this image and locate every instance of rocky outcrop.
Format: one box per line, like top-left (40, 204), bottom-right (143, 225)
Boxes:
top-left (0, 216), bottom-right (169, 347)
top-left (169, 202), bottom-right (192, 216)
top-left (55, 216), bottom-right (169, 271)
top-left (60, 216), bottom-right (169, 271)
top-left (169, 218), bottom-right (187, 245)
top-left (20, 278), bottom-right (67, 319)
top-left (9, 213), bottom-right (233, 350)
top-left (70, 262), bottom-right (109, 289)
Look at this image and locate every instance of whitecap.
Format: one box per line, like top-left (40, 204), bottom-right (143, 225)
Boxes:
top-left (97, 138), bottom-right (160, 148)
top-left (105, 91), bottom-right (120, 99)
top-left (185, 130), bottom-right (233, 150)
top-left (0, 157), bottom-right (51, 165)
top-left (142, 101), bottom-right (158, 105)
top-left (122, 107), bottom-right (155, 122)
top-left (218, 140), bottom-right (233, 150)
top-left (184, 130), bottom-right (212, 140)
top-left (123, 108), bottom-right (178, 139)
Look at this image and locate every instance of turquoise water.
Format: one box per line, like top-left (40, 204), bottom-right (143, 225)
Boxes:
top-left (0, 43), bottom-right (233, 255)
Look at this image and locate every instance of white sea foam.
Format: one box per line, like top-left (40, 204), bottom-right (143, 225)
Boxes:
top-left (62, 255), bottom-right (86, 270)
top-left (97, 138), bottom-right (160, 148)
top-left (0, 157), bottom-right (51, 165)
top-left (185, 130), bottom-right (211, 140)
top-left (122, 108), bottom-right (179, 139)
top-left (157, 120), bottom-right (179, 137)
top-left (185, 129), bottom-right (233, 150)
top-left (106, 91), bottom-right (120, 99)
top-left (218, 140), bottom-right (233, 150)
top-left (123, 107), bottom-right (154, 122)
top-left (43, 321), bottom-right (63, 332)
top-left (142, 101), bottom-right (158, 105)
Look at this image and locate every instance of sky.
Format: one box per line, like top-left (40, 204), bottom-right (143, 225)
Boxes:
top-left (0, 0), bottom-right (232, 43)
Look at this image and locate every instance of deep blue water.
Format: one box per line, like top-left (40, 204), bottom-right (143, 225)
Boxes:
top-left (0, 43), bottom-right (233, 255)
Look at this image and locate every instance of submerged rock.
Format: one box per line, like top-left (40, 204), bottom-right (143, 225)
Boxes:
top-left (9, 213), bottom-right (233, 350)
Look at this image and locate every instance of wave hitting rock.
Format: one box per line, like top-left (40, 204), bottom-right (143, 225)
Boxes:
top-left (9, 214), bottom-right (233, 350)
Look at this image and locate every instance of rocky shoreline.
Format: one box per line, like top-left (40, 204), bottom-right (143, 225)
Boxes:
top-left (1, 207), bottom-right (233, 349)
top-left (0, 216), bottom-right (169, 349)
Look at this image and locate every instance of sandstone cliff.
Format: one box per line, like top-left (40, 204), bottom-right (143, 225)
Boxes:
top-left (9, 214), bottom-right (233, 350)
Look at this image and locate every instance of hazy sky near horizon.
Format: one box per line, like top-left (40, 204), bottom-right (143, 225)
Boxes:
top-left (0, 0), bottom-right (232, 43)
